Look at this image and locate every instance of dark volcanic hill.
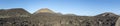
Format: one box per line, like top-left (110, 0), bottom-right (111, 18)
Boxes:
top-left (94, 12), bottom-right (120, 26)
top-left (0, 8), bottom-right (30, 18)
top-left (96, 12), bottom-right (119, 16)
top-left (0, 8), bottom-right (120, 26)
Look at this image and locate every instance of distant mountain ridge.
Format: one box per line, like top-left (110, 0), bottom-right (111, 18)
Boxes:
top-left (0, 8), bottom-right (120, 26)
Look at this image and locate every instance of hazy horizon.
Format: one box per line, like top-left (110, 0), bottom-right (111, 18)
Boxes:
top-left (0, 0), bottom-right (120, 16)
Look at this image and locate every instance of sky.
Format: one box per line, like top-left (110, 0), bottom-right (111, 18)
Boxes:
top-left (0, 0), bottom-right (120, 16)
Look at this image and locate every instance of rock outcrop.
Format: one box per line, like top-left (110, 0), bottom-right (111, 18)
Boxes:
top-left (94, 12), bottom-right (119, 26)
top-left (115, 17), bottom-right (120, 26)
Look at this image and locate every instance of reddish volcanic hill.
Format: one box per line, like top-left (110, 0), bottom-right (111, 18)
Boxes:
top-left (34, 8), bottom-right (55, 14)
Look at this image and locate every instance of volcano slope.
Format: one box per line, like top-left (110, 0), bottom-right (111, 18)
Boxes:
top-left (0, 8), bottom-right (119, 26)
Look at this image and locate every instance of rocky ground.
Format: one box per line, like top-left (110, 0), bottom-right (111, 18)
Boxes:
top-left (0, 8), bottom-right (119, 26)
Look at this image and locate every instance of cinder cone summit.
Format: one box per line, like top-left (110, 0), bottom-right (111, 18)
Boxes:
top-left (34, 8), bottom-right (55, 14)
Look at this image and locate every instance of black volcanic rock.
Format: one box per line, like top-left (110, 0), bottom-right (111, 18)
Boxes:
top-left (0, 17), bottom-right (36, 26)
top-left (94, 12), bottom-right (120, 26)
top-left (96, 12), bottom-right (119, 16)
